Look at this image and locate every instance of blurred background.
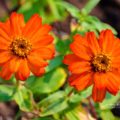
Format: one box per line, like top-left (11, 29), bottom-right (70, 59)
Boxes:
top-left (0, 0), bottom-right (120, 36)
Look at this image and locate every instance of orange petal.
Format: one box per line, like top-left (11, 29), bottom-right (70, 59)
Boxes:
top-left (73, 34), bottom-right (88, 47)
top-left (99, 29), bottom-right (114, 53)
top-left (9, 57), bottom-right (20, 72)
top-left (69, 72), bottom-right (93, 91)
top-left (30, 24), bottom-right (52, 42)
top-left (0, 63), bottom-right (13, 80)
top-left (27, 52), bottom-right (48, 67)
top-left (0, 22), bottom-right (10, 40)
top-left (112, 57), bottom-right (120, 68)
top-left (35, 46), bottom-right (55, 60)
top-left (28, 65), bottom-right (45, 76)
top-left (23, 14), bottom-right (42, 39)
top-left (110, 38), bottom-right (120, 55)
top-left (0, 52), bottom-right (11, 65)
top-left (9, 12), bottom-right (25, 36)
top-left (93, 73), bottom-right (107, 89)
top-left (15, 59), bottom-right (30, 80)
top-left (63, 54), bottom-right (81, 65)
top-left (70, 41), bottom-right (91, 60)
top-left (0, 37), bottom-right (10, 50)
top-left (86, 32), bottom-right (100, 55)
top-left (92, 85), bottom-right (106, 102)
top-left (32, 35), bottom-right (54, 45)
top-left (69, 61), bottom-right (91, 74)
top-left (106, 72), bottom-right (120, 95)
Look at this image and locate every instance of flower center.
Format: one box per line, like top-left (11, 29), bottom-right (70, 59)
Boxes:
top-left (91, 54), bottom-right (111, 72)
top-left (10, 37), bottom-right (32, 58)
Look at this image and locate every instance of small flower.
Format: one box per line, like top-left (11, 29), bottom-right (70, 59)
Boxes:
top-left (0, 12), bottom-right (55, 80)
top-left (63, 29), bottom-right (120, 102)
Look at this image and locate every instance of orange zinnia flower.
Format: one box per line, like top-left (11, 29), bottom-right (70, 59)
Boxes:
top-left (0, 12), bottom-right (54, 80)
top-left (63, 29), bottom-right (120, 102)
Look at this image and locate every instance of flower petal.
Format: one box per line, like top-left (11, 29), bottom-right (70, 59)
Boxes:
top-left (9, 12), bottom-right (25, 36)
top-left (92, 73), bottom-right (107, 102)
top-left (106, 72), bottom-right (120, 95)
top-left (0, 52), bottom-right (11, 65)
top-left (69, 61), bottom-right (91, 74)
top-left (92, 85), bottom-right (106, 102)
top-left (87, 32), bottom-right (100, 55)
top-left (9, 57), bottom-right (20, 72)
top-left (0, 63), bottom-right (13, 80)
top-left (63, 54), bottom-right (81, 65)
top-left (29, 65), bottom-right (45, 77)
top-left (27, 52), bottom-right (48, 67)
top-left (23, 14), bottom-right (42, 39)
top-left (32, 35), bottom-right (54, 45)
top-left (73, 34), bottom-right (88, 47)
top-left (30, 24), bottom-right (52, 42)
top-left (69, 72), bottom-right (93, 91)
top-left (15, 59), bottom-right (30, 80)
top-left (99, 29), bottom-right (114, 53)
top-left (34, 44), bottom-right (55, 60)
top-left (0, 21), bottom-right (10, 40)
top-left (93, 73), bottom-right (107, 89)
top-left (70, 40), bottom-right (91, 60)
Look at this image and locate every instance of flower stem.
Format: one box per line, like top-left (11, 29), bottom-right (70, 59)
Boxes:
top-left (47, 0), bottom-right (61, 19)
top-left (88, 97), bottom-right (98, 119)
top-left (82, 0), bottom-right (101, 15)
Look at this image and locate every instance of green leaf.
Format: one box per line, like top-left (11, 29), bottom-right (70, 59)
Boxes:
top-left (82, 0), bottom-right (100, 15)
top-left (80, 16), bottom-right (117, 34)
top-left (56, 39), bottom-right (71, 54)
top-left (0, 85), bottom-right (14, 102)
top-left (100, 92), bottom-right (120, 110)
top-left (100, 110), bottom-right (117, 120)
top-left (18, 1), bottom-right (40, 21)
top-left (56, 1), bottom-right (80, 19)
top-left (26, 68), bottom-right (67, 94)
top-left (65, 109), bottom-right (80, 120)
top-left (38, 91), bottom-right (68, 116)
top-left (33, 117), bottom-right (53, 120)
top-left (14, 86), bottom-right (33, 112)
top-left (46, 55), bottom-right (63, 72)
top-left (89, 16), bottom-right (117, 34)
top-left (69, 86), bottom-right (92, 103)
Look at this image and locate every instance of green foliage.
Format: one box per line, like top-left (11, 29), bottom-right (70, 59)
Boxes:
top-left (38, 91), bottom-right (68, 116)
top-left (100, 110), bottom-right (120, 120)
top-left (56, 1), bottom-right (80, 19)
top-left (18, 0), bottom-right (67, 23)
top-left (100, 93), bottom-right (120, 110)
top-left (14, 86), bottom-right (34, 112)
top-left (0, 85), bottom-right (14, 101)
top-left (26, 68), bottom-right (67, 94)
top-left (0, 0), bottom-right (120, 119)
top-left (46, 55), bottom-right (63, 72)
top-left (69, 86), bottom-right (92, 104)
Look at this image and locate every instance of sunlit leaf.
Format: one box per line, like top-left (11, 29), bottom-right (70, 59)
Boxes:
top-left (69, 86), bottom-right (92, 103)
top-left (56, 1), bottom-right (80, 18)
top-left (100, 92), bottom-right (120, 110)
top-left (38, 91), bottom-right (68, 116)
top-left (26, 68), bottom-right (67, 94)
top-left (14, 86), bottom-right (33, 112)
top-left (46, 55), bottom-right (63, 72)
top-left (0, 85), bottom-right (14, 101)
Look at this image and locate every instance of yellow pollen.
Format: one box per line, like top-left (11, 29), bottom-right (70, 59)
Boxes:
top-left (10, 37), bottom-right (32, 58)
top-left (91, 54), bottom-right (111, 72)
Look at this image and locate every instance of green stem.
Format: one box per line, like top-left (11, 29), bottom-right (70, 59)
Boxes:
top-left (47, 0), bottom-right (60, 19)
top-left (11, 80), bottom-right (20, 97)
top-left (82, 0), bottom-right (100, 15)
